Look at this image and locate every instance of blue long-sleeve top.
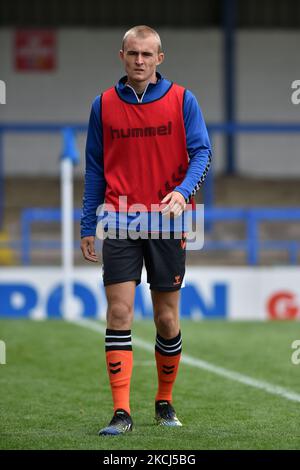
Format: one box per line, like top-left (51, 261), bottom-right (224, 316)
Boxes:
top-left (81, 72), bottom-right (212, 238)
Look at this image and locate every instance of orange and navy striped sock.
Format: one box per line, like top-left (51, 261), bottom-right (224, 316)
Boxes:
top-left (155, 331), bottom-right (182, 403)
top-left (105, 329), bottom-right (133, 415)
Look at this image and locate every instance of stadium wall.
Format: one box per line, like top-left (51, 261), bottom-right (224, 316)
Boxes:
top-left (0, 267), bottom-right (299, 320)
top-left (0, 28), bottom-right (299, 177)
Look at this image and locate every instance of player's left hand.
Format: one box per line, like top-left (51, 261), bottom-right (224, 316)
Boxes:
top-left (160, 191), bottom-right (186, 217)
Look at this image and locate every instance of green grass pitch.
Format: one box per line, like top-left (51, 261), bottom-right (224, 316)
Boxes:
top-left (0, 319), bottom-right (300, 450)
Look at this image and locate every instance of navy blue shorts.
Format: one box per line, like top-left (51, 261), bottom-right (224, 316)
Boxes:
top-left (102, 233), bottom-right (186, 291)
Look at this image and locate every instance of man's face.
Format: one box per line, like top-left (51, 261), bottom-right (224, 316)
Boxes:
top-left (119, 35), bottom-right (164, 84)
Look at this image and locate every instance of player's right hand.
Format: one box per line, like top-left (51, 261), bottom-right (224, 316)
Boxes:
top-left (80, 236), bottom-right (99, 262)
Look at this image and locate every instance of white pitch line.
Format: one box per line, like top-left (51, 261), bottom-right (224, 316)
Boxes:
top-left (68, 317), bottom-right (300, 404)
top-left (134, 360), bottom-right (156, 366)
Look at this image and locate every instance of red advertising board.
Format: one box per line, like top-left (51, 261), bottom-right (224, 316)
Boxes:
top-left (15, 29), bottom-right (57, 72)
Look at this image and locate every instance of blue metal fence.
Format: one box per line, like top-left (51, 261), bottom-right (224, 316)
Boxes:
top-left (20, 207), bottom-right (82, 265)
top-left (18, 206), bottom-right (300, 266)
top-left (204, 207), bottom-right (300, 265)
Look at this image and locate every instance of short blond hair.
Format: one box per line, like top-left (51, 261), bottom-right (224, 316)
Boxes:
top-left (122, 25), bottom-right (162, 53)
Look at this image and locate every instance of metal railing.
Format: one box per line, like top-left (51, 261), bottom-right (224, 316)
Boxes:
top-left (19, 206), bottom-right (300, 265)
